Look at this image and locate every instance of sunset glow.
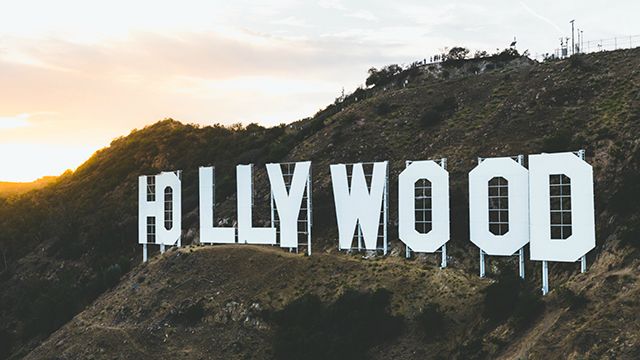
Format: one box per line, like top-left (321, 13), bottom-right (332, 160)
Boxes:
top-left (1, 0), bottom-right (638, 181)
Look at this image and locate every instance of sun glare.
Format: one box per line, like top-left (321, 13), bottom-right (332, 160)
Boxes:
top-left (0, 114), bottom-right (30, 130)
top-left (0, 143), bottom-right (97, 182)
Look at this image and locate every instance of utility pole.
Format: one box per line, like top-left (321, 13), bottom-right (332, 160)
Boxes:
top-left (570, 19), bottom-right (575, 55)
top-left (581, 30), bottom-right (584, 52)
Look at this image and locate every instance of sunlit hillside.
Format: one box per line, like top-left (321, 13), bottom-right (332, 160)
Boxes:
top-left (0, 176), bottom-right (57, 198)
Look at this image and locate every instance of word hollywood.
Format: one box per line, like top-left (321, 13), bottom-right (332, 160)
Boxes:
top-left (139, 151), bottom-right (595, 294)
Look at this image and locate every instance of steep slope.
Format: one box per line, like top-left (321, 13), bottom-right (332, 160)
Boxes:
top-left (1, 47), bottom-right (639, 359)
top-left (24, 246), bottom-right (488, 360)
top-left (22, 245), bottom-right (640, 359)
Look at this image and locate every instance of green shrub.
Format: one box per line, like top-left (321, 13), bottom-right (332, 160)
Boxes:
top-left (611, 163), bottom-right (640, 216)
top-left (366, 65), bottom-right (403, 87)
top-left (483, 273), bottom-right (522, 323)
top-left (568, 54), bottom-right (593, 71)
top-left (171, 300), bottom-right (205, 326)
top-left (420, 109), bottom-right (442, 127)
top-left (0, 328), bottom-right (14, 359)
top-left (541, 128), bottom-right (574, 152)
top-left (419, 96), bottom-right (458, 128)
top-left (22, 279), bottom-right (79, 338)
top-left (375, 101), bottom-right (393, 116)
top-left (556, 286), bottom-right (588, 311)
top-left (620, 221), bottom-right (640, 249)
top-left (269, 289), bottom-right (403, 360)
top-left (436, 96), bottom-right (458, 113)
top-left (492, 48), bottom-right (520, 62)
top-left (511, 291), bottom-right (545, 330)
top-left (103, 263), bottom-right (123, 288)
top-left (415, 303), bottom-right (446, 340)
top-left (483, 272), bottom-right (545, 328)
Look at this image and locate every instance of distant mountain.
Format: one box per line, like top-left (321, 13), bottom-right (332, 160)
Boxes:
top-left (1, 48), bottom-right (640, 359)
top-left (0, 176), bottom-right (57, 198)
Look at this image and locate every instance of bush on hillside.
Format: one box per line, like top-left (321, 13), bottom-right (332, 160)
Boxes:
top-left (483, 272), bottom-right (544, 328)
top-left (420, 96), bottom-right (458, 128)
top-left (568, 54), bottom-right (593, 71)
top-left (610, 147), bottom-right (640, 216)
top-left (541, 128), bottom-right (575, 152)
top-left (620, 221), bottom-right (640, 249)
top-left (445, 47), bottom-right (470, 61)
top-left (492, 48), bottom-right (520, 62)
top-left (483, 273), bottom-right (522, 323)
top-left (375, 101), bottom-right (393, 116)
top-left (511, 290), bottom-right (545, 330)
top-left (0, 329), bottom-right (13, 359)
top-left (366, 64), bottom-right (403, 88)
top-left (555, 286), bottom-right (589, 311)
top-left (269, 289), bottom-right (403, 360)
top-left (420, 109), bottom-right (442, 127)
top-left (415, 303), bottom-right (446, 340)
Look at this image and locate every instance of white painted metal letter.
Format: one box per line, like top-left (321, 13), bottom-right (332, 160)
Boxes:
top-left (529, 152), bottom-right (595, 262)
top-left (237, 164), bottom-right (276, 244)
top-left (469, 157), bottom-right (529, 256)
top-left (199, 167), bottom-right (235, 244)
top-left (398, 160), bottom-right (450, 253)
top-left (266, 161), bottom-right (311, 249)
top-left (330, 162), bottom-right (387, 250)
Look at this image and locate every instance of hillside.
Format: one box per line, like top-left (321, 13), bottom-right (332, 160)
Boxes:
top-left (1, 47), bottom-right (640, 359)
top-left (0, 177), bottom-right (57, 198)
top-left (23, 244), bottom-right (640, 360)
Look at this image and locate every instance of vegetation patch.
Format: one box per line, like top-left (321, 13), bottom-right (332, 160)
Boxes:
top-left (415, 303), bottom-right (446, 340)
top-left (620, 221), bottom-right (640, 250)
top-left (568, 54), bottom-right (594, 71)
top-left (483, 272), bottom-right (544, 329)
top-left (555, 286), bottom-right (589, 311)
top-left (268, 289), bottom-right (403, 360)
top-left (420, 96), bottom-right (458, 128)
top-left (170, 300), bottom-right (205, 326)
top-left (540, 127), bottom-right (576, 153)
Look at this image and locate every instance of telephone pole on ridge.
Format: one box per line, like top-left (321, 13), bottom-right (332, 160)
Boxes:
top-left (570, 20), bottom-right (575, 55)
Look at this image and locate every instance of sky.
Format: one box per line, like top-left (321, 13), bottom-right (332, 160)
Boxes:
top-left (0, 0), bottom-right (639, 181)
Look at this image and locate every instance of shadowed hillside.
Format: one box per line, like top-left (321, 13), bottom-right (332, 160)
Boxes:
top-left (1, 48), bottom-right (640, 359)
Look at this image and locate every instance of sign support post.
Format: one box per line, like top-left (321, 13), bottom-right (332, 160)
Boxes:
top-left (519, 247), bottom-right (525, 279)
top-left (542, 260), bottom-right (549, 295)
top-left (578, 149), bottom-right (587, 273)
top-left (440, 159), bottom-right (447, 268)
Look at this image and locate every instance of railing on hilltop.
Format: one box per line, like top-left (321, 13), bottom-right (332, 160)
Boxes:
top-left (582, 35), bottom-right (640, 53)
top-left (534, 34), bottom-right (640, 61)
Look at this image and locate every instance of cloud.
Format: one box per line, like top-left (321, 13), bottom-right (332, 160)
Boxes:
top-left (2, 0), bottom-right (639, 181)
top-left (0, 28), bottom-right (401, 150)
top-left (317, 0), bottom-right (346, 10)
top-left (272, 16), bottom-right (311, 27)
top-left (518, 1), bottom-right (564, 35)
top-left (347, 10), bottom-right (378, 22)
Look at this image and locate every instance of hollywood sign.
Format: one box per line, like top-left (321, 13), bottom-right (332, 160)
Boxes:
top-left (139, 151), bottom-right (595, 294)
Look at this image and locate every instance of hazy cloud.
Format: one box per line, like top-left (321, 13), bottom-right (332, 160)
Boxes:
top-left (0, 0), bottom-right (639, 180)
